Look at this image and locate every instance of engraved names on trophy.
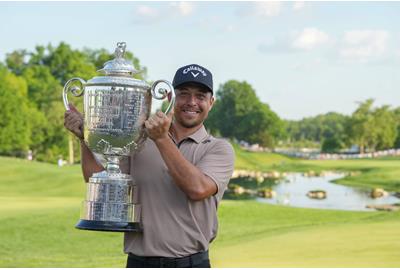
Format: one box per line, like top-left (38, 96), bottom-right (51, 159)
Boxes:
top-left (87, 87), bottom-right (144, 133)
top-left (123, 89), bottom-right (143, 131)
top-left (87, 88), bottom-right (121, 130)
top-left (85, 202), bottom-right (132, 221)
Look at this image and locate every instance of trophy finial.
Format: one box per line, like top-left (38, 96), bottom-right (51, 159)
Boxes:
top-left (98, 42), bottom-right (139, 76)
top-left (115, 42), bottom-right (126, 58)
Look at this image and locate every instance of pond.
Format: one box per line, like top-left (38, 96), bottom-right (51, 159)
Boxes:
top-left (255, 173), bottom-right (400, 211)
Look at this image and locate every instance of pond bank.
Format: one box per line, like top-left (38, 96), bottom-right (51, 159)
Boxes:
top-left (227, 170), bottom-right (400, 211)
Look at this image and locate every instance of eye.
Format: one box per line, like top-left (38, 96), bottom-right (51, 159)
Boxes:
top-left (196, 94), bottom-right (206, 100)
top-left (177, 91), bottom-right (189, 97)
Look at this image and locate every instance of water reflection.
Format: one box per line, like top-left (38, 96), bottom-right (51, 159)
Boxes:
top-left (255, 173), bottom-right (400, 211)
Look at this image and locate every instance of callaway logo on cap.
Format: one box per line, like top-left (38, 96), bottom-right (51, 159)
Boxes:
top-left (172, 64), bottom-right (213, 94)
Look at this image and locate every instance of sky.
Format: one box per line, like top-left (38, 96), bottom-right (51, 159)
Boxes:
top-left (0, 1), bottom-right (399, 120)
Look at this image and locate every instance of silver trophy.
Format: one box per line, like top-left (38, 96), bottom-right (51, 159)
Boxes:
top-left (62, 42), bottom-right (175, 232)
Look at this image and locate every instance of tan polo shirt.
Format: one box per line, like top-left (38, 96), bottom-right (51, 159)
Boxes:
top-left (122, 125), bottom-right (235, 257)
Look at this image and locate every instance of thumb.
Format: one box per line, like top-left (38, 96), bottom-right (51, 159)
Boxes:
top-left (167, 108), bottom-right (174, 119)
top-left (69, 103), bottom-right (79, 112)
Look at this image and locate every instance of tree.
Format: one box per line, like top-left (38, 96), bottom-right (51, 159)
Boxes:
top-left (321, 136), bottom-right (343, 153)
top-left (371, 105), bottom-right (397, 150)
top-left (43, 42), bottom-right (98, 85)
top-left (285, 112), bottom-right (348, 151)
top-left (346, 99), bottom-right (397, 153)
top-left (0, 67), bottom-right (31, 156)
top-left (5, 49), bottom-right (27, 75)
top-left (206, 80), bottom-right (284, 147)
top-left (22, 65), bottom-right (61, 110)
top-left (392, 107), bottom-right (400, 148)
top-left (346, 99), bottom-right (374, 153)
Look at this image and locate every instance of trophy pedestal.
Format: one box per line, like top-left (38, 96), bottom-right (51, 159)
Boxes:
top-left (76, 219), bottom-right (141, 232)
top-left (76, 171), bottom-right (141, 233)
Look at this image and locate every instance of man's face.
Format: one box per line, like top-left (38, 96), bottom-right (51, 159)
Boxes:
top-left (173, 85), bottom-right (214, 129)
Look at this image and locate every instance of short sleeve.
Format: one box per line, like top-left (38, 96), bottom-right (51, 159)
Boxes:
top-left (196, 139), bottom-right (235, 202)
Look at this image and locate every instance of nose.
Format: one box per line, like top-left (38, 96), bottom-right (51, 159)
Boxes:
top-left (187, 94), bottom-right (197, 105)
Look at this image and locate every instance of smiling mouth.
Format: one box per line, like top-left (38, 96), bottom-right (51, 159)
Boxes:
top-left (182, 109), bottom-right (200, 114)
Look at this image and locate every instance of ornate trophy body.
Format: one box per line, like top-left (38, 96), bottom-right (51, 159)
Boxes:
top-left (62, 42), bottom-right (175, 232)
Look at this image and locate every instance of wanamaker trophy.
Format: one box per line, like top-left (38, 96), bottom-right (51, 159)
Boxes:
top-left (62, 42), bottom-right (175, 232)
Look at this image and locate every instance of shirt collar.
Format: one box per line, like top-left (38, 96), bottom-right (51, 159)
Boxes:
top-left (169, 125), bottom-right (209, 145)
top-left (187, 125), bottom-right (209, 144)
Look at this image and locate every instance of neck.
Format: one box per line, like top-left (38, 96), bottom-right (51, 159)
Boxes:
top-left (170, 121), bottom-right (203, 143)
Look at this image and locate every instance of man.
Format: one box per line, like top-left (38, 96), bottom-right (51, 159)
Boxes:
top-left (64, 64), bottom-right (235, 268)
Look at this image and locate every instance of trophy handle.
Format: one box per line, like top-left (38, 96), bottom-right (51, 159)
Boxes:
top-left (62, 77), bottom-right (86, 111)
top-left (150, 80), bottom-right (176, 114)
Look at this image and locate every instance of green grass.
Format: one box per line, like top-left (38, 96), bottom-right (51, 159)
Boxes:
top-left (213, 204), bottom-right (400, 267)
top-left (1, 154), bottom-right (400, 267)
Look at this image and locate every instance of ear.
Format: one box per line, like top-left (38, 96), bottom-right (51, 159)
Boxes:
top-left (167, 92), bottom-right (172, 102)
top-left (209, 96), bottom-right (215, 110)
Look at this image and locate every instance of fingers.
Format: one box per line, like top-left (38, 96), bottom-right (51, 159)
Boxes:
top-left (64, 111), bottom-right (78, 122)
top-left (64, 109), bottom-right (84, 139)
top-left (144, 113), bottom-right (168, 130)
top-left (69, 119), bottom-right (83, 130)
top-left (64, 118), bottom-right (83, 133)
top-left (144, 119), bottom-right (152, 130)
top-left (148, 112), bottom-right (166, 125)
top-left (144, 111), bottom-right (172, 141)
top-left (67, 103), bottom-right (83, 118)
top-left (144, 117), bottom-right (158, 130)
top-left (69, 103), bottom-right (78, 112)
top-left (65, 107), bottom-right (83, 120)
top-left (156, 109), bottom-right (174, 120)
top-left (156, 110), bottom-right (165, 117)
top-left (167, 108), bottom-right (174, 119)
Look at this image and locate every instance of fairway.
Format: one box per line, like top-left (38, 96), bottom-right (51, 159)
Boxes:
top-left (1, 156), bottom-right (399, 267)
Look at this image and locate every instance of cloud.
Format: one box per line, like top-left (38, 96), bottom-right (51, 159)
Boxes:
top-left (255, 1), bottom-right (282, 17)
top-left (291, 28), bottom-right (330, 50)
top-left (293, 1), bottom-right (305, 11)
top-left (259, 27), bottom-right (331, 53)
top-left (339, 30), bottom-right (389, 62)
top-left (237, 1), bottom-right (281, 18)
top-left (258, 27), bottom-right (395, 65)
top-left (225, 24), bottom-right (235, 33)
top-left (169, 1), bottom-right (194, 16)
top-left (133, 2), bottom-right (194, 23)
top-left (136, 5), bottom-right (159, 18)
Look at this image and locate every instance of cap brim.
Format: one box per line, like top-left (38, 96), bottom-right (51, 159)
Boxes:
top-left (174, 81), bottom-right (213, 94)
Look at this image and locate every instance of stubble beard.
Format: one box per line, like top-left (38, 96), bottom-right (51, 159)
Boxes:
top-left (176, 111), bottom-right (208, 129)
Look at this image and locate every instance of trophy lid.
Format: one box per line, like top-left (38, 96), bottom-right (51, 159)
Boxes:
top-left (97, 42), bottom-right (140, 77)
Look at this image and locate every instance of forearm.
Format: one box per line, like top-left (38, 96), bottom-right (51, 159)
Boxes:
top-left (80, 140), bottom-right (105, 182)
top-left (154, 137), bottom-right (215, 200)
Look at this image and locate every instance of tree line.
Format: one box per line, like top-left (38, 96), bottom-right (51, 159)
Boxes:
top-left (205, 83), bottom-right (399, 154)
top-left (0, 42), bottom-right (398, 163)
top-left (283, 99), bottom-right (399, 153)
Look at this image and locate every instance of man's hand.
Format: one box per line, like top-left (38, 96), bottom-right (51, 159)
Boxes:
top-left (64, 104), bottom-right (84, 140)
top-left (144, 109), bottom-right (174, 142)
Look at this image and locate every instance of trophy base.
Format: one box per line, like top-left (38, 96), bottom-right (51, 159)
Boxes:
top-left (75, 219), bottom-right (142, 232)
